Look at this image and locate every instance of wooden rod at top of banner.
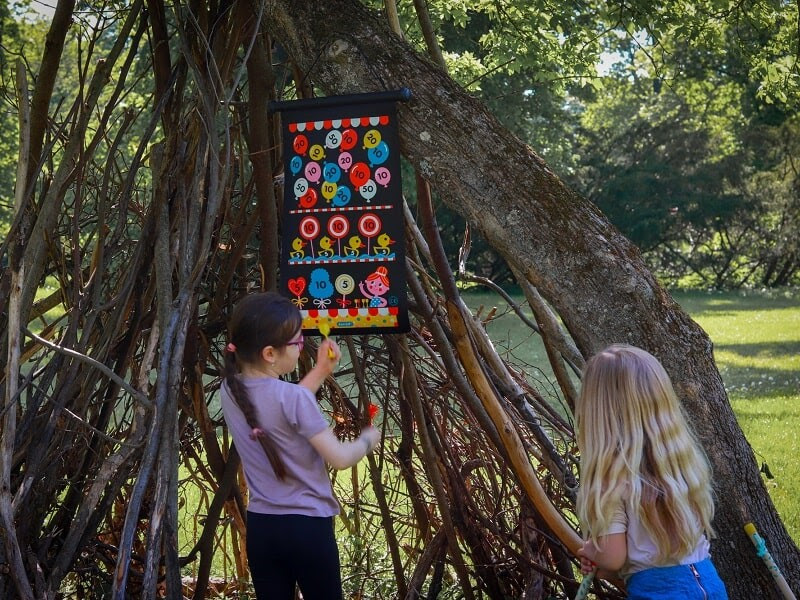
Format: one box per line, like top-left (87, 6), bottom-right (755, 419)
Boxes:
top-left (268, 88), bottom-right (413, 113)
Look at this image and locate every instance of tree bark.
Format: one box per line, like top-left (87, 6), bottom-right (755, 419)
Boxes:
top-left (263, 1), bottom-right (799, 597)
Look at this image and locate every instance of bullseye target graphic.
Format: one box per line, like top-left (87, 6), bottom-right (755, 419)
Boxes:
top-left (299, 216), bottom-right (320, 240)
top-left (328, 215), bottom-right (350, 239)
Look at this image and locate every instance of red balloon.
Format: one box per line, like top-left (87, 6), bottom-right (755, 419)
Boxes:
top-left (349, 162), bottom-right (370, 188)
top-left (340, 129), bottom-right (358, 151)
top-left (299, 188), bottom-right (318, 209)
top-left (293, 134), bottom-right (309, 155)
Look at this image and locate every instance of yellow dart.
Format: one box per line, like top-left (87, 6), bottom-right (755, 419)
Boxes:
top-left (319, 322), bottom-right (335, 359)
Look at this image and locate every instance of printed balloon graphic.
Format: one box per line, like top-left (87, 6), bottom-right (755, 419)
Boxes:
top-left (363, 129), bottom-right (382, 149)
top-left (309, 144), bottom-right (325, 161)
top-left (323, 162), bottom-right (341, 183)
top-left (309, 268), bottom-right (334, 308)
top-left (287, 276), bottom-right (306, 297)
top-left (334, 273), bottom-right (355, 307)
top-left (349, 162), bottom-right (371, 188)
top-left (294, 177), bottom-right (310, 198)
top-left (359, 179), bottom-right (377, 202)
top-left (304, 161), bottom-right (322, 183)
top-left (320, 181), bottom-right (338, 202)
top-left (367, 141), bottom-right (389, 167)
top-left (298, 188), bottom-right (318, 209)
top-left (290, 155), bottom-right (303, 175)
top-left (287, 277), bottom-right (307, 307)
top-left (331, 185), bottom-right (352, 208)
top-left (325, 130), bottom-right (342, 149)
top-left (340, 129), bottom-right (358, 151)
top-left (293, 134), bottom-right (309, 156)
top-left (374, 167), bottom-right (391, 187)
top-left (337, 152), bottom-right (353, 172)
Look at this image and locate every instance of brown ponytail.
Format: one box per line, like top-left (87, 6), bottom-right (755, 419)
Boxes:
top-left (224, 292), bottom-right (303, 481)
top-left (223, 351), bottom-right (288, 480)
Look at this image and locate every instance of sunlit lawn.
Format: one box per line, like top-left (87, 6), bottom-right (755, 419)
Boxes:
top-left (670, 289), bottom-right (800, 542)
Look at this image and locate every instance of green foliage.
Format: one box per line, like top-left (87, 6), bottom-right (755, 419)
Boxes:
top-left (0, 2), bottom-right (30, 230)
top-left (567, 1), bottom-right (800, 288)
top-left (365, 0), bottom-right (800, 289)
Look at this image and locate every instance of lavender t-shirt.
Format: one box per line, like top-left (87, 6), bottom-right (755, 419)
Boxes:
top-left (220, 376), bottom-right (340, 517)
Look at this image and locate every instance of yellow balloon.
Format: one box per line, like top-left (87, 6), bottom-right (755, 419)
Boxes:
top-left (321, 182), bottom-right (338, 200)
top-left (363, 129), bottom-right (382, 149)
top-left (309, 144), bottom-right (326, 160)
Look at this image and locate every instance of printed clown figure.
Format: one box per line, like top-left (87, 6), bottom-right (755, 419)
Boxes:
top-left (359, 266), bottom-right (390, 308)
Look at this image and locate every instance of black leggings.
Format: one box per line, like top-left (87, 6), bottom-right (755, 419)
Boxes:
top-left (246, 512), bottom-right (343, 600)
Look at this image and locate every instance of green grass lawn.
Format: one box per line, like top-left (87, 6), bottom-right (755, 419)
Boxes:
top-left (670, 289), bottom-right (800, 542)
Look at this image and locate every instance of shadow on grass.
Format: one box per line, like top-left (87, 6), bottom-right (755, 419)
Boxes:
top-left (714, 340), bottom-right (800, 359)
top-left (710, 340), bottom-right (800, 396)
top-left (671, 289), bottom-right (800, 314)
top-left (735, 409), bottom-right (800, 422)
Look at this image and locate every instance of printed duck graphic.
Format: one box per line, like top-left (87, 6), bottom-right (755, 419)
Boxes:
top-left (289, 237), bottom-right (306, 259)
top-left (343, 235), bottom-right (365, 257)
top-left (318, 235), bottom-right (334, 258)
top-left (374, 233), bottom-right (394, 256)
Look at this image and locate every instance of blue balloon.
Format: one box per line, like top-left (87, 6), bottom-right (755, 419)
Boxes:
top-left (367, 141), bottom-right (389, 167)
top-left (322, 162), bottom-right (342, 183)
top-left (308, 268), bottom-right (334, 299)
top-left (331, 185), bottom-right (352, 207)
top-left (290, 155), bottom-right (303, 176)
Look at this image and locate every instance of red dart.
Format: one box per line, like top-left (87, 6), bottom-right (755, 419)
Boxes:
top-left (368, 403), bottom-right (379, 425)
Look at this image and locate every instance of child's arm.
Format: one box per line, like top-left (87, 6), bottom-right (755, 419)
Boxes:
top-left (299, 339), bottom-right (340, 394)
top-left (577, 533), bottom-right (627, 577)
top-left (309, 426), bottom-right (381, 470)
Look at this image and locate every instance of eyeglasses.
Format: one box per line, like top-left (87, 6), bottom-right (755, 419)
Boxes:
top-left (286, 335), bottom-right (304, 351)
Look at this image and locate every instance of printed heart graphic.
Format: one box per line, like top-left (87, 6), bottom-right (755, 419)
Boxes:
top-left (287, 277), bottom-right (306, 297)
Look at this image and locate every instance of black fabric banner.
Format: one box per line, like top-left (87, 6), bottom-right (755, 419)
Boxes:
top-left (271, 90), bottom-right (411, 335)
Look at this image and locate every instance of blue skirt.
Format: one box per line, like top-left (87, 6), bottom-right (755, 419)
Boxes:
top-left (627, 558), bottom-right (728, 599)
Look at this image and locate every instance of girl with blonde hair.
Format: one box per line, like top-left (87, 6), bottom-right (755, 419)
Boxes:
top-left (576, 344), bottom-right (728, 598)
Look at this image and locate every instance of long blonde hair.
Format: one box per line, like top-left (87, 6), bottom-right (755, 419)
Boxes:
top-left (576, 344), bottom-right (715, 561)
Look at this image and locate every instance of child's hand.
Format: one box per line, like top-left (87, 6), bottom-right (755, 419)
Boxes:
top-left (579, 556), bottom-right (597, 575)
top-left (359, 425), bottom-right (381, 453)
top-left (576, 534), bottom-right (626, 578)
top-left (577, 540), bottom-right (597, 574)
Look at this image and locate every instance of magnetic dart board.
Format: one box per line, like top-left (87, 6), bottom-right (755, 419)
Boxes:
top-left (271, 89), bottom-right (412, 335)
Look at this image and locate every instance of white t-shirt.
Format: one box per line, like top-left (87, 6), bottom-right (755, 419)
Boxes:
top-left (605, 493), bottom-right (710, 579)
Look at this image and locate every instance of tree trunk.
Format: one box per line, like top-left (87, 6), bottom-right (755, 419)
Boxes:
top-left (264, 1), bottom-right (799, 597)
